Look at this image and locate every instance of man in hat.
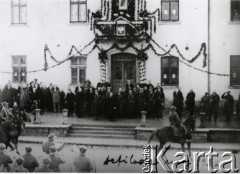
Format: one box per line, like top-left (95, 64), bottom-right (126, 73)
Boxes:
top-left (209, 91), bottom-right (220, 121)
top-left (0, 143), bottom-right (13, 172)
top-left (35, 158), bottom-right (53, 172)
top-left (201, 92), bottom-right (211, 118)
top-left (169, 106), bottom-right (186, 138)
top-left (13, 157), bottom-right (28, 172)
top-left (74, 145), bottom-right (95, 173)
top-left (221, 91), bottom-right (234, 122)
top-left (22, 146), bottom-right (39, 172)
top-left (48, 146), bottom-right (65, 172)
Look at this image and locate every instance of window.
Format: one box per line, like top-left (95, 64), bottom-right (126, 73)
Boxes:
top-left (161, 56), bottom-right (179, 86)
top-left (71, 56), bottom-right (87, 85)
top-left (230, 56), bottom-right (240, 86)
top-left (161, 0), bottom-right (179, 21)
top-left (70, 0), bottom-right (87, 22)
top-left (231, 0), bottom-right (240, 21)
top-left (12, 56), bottom-right (27, 83)
top-left (11, 0), bottom-right (27, 24)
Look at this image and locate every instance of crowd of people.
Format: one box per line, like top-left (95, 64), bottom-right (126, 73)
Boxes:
top-left (0, 133), bottom-right (95, 172)
top-left (0, 79), bottom-right (240, 122)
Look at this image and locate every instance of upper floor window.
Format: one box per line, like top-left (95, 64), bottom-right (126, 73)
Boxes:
top-left (70, 0), bottom-right (87, 22)
top-left (161, 0), bottom-right (179, 22)
top-left (161, 56), bottom-right (179, 86)
top-left (71, 56), bottom-right (87, 85)
top-left (12, 56), bottom-right (27, 83)
top-left (12, 0), bottom-right (27, 24)
top-left (230, 55), bottom-right (240, 86)
top-left (231, 0), bottom-right (240, 21)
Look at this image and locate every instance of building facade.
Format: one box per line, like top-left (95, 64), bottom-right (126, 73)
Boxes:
top-left (0, 0), bottom-right (240, 103)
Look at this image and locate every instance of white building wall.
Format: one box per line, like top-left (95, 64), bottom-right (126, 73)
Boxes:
top-left (0, 0), bottom-right (239, 102)
top-left (210, 0), bottom-right (240, 100)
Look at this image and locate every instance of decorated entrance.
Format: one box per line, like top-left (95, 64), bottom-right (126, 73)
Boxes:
top-left (111, 53), bottom-right (137, 93)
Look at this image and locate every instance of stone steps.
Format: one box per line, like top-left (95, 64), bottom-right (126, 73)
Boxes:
top-left (68, 124), bottom-right (136, 139)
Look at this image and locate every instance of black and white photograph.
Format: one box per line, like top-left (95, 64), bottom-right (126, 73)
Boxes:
top-left (0, 0), bottom-right (240, 173)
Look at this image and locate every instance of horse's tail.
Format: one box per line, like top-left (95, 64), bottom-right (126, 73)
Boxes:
top-left (148, 129), bottom-right (158, 144)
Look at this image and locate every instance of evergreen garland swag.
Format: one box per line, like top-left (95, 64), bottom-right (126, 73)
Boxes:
top-left (99, 50), bottom-right (108, 63)
top-left (136, 49), bottom-right (148, 61)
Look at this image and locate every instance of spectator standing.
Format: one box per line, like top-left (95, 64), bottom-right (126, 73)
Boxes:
top-left (0, 86), bottom-right (3, 104)
top-left (154, 87), bottom-right (165, 118)
top-left (0, 143), bottom-right (13, 172)
top-left (209, 91), bottom-right (220, 121)
top-left (65, 89), bottom-right (75, 117)
top-left (52, 86), bottom-right (60, 113)
top-left (13, 157), bottom-right (28, 172)
top-left (236, 93), bottom-right (240, 118)
top-left (48, 146), bottom-right (65, 172)
top-left (75, 86), bottom-right (85, 117)
top-left (3, 82), bottom-right (14, 107)
top-left (173, 88), bottom-right (184, 120)
top-left (74, 145), bottom-right (95, 173)
top-left (22, 146), bottom-right (39, 172)
top-left (20, 84), bottom-right (29, 111)
top-left (60, 90), bottom-right (65, 111)
top-left (92, 90), bottom-right (101, 120)
top-left (185, 89), bottom-right (195, 117)
top-left (35, 158), bottom-right (53, 172)
top-left (201, 92), bottom-right (211, 118)
top-left (221, 91), bottom-right (234, 122)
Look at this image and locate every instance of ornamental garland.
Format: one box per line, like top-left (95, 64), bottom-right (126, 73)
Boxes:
top-left (136, 49), bottom-right (148, 61)
top-left (98, 50), bottom-right (108, 63)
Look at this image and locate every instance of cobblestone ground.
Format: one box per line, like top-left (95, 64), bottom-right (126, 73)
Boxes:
top-left (5, 143), bottom-right (240, 173)
top-left (26, 110), bottom-right (240, 129)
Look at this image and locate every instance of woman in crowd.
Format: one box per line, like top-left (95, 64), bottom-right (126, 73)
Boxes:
top-left (52, 85), bottom-right (60, 113)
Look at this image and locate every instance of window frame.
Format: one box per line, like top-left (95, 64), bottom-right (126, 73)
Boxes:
top-left (70, 0), bottom-right (87, 23)
top-left (70, 55), bottom-right (87, 85)
top-left (12, 55), bottom-right (27, 83)
top-left (161, 0), bottom-right (179, 22)
top-left (11, 0), bottom-right (27, 24)
top-left (230, 55), bottom-right (240, 86)
top-left (230, 0), bottom-right (240, 22)
top-left (161, 56), bottom-right (179, 86)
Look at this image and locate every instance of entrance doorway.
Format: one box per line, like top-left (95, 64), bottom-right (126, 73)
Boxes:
top-left (111, 53), bottom-right (136, 93)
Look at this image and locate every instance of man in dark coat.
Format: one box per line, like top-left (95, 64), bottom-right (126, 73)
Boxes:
top-left (22, 147), bottom-right (39, 172)
top-left (154, 87), bottom-right (165, 118)
top-left (221, 91), bottom-right (234, 122)
top-left (201, 92), bottom-right (211, 117)
top-left (46, 83), bottom-right (53, 112)
top-left (86, 87), bottom-right (95, 116)
top-left (173, 88), bottom-right (184, 120)
top-left (125, 80), bottom-right (134, 93)
top-left (0, 86), bottom-right (3, 104)
top-left (185, 89), bottom-right (195, 117)
top-left (116, 88), bottom-right (125, 118)
top-left (106, 92), bottom-right (117, 121)
top-left (209, 91), bottom-right (220, 121)
top-left (60, 90), bottom-right (65, 111)
top-left (75, 87), bottom-right (85, 117)
top-left (65, 89), bottom-right (75, 117)
top-left (92, 90), bottom-right (101, 120)
top-left (3, 83), bottom-right (14, 107)
top-left (126, 90), bottom-right (135, 118)
top-left (147, 87), bottom-right (155, 118)
top-left (236, 93), bottom-right (240, 117)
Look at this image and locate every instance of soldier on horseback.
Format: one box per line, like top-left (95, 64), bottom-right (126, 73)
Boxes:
top-left (169, 106), bottom-right (186, 140)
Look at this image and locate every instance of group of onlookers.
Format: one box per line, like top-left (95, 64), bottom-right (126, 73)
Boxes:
top-left (0, 133), bottom-right (95, 172)
top-left (0, 79), bottom-right (240, 121)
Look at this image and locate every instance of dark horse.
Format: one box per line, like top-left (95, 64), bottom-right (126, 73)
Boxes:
top-left (148, 117), bottom-right (195, 156)
top-left (0, 104), bottom-right (30, 154)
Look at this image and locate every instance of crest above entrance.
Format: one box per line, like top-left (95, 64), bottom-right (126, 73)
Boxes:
top-left (90, 0), bottom-right (160, 40)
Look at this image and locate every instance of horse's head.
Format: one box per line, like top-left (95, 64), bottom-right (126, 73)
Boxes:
top-left (184, 117), bottom-right (195, 131)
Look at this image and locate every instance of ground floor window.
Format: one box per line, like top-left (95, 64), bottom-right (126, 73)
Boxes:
top-left (12, 55), bottom-right (27, 83)
top-left (230, 55), bottom-right (240, 86)
top-left (161, 56), bottom-right (179, 86)
top-left (71, 56), bottom-right (87, 85)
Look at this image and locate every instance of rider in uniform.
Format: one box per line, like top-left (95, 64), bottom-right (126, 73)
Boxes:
top-left (169, 106), bottom-right (186, 139)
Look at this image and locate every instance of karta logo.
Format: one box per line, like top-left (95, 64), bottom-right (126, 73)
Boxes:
top-left (142, 145), bottom-right (239, 173)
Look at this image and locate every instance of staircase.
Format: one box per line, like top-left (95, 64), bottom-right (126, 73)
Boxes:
top-left (68, 124), bottom-right (136, 139)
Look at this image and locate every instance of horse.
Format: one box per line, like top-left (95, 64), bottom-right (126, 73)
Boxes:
top-left (148, 117), bottom-right (196, 156)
